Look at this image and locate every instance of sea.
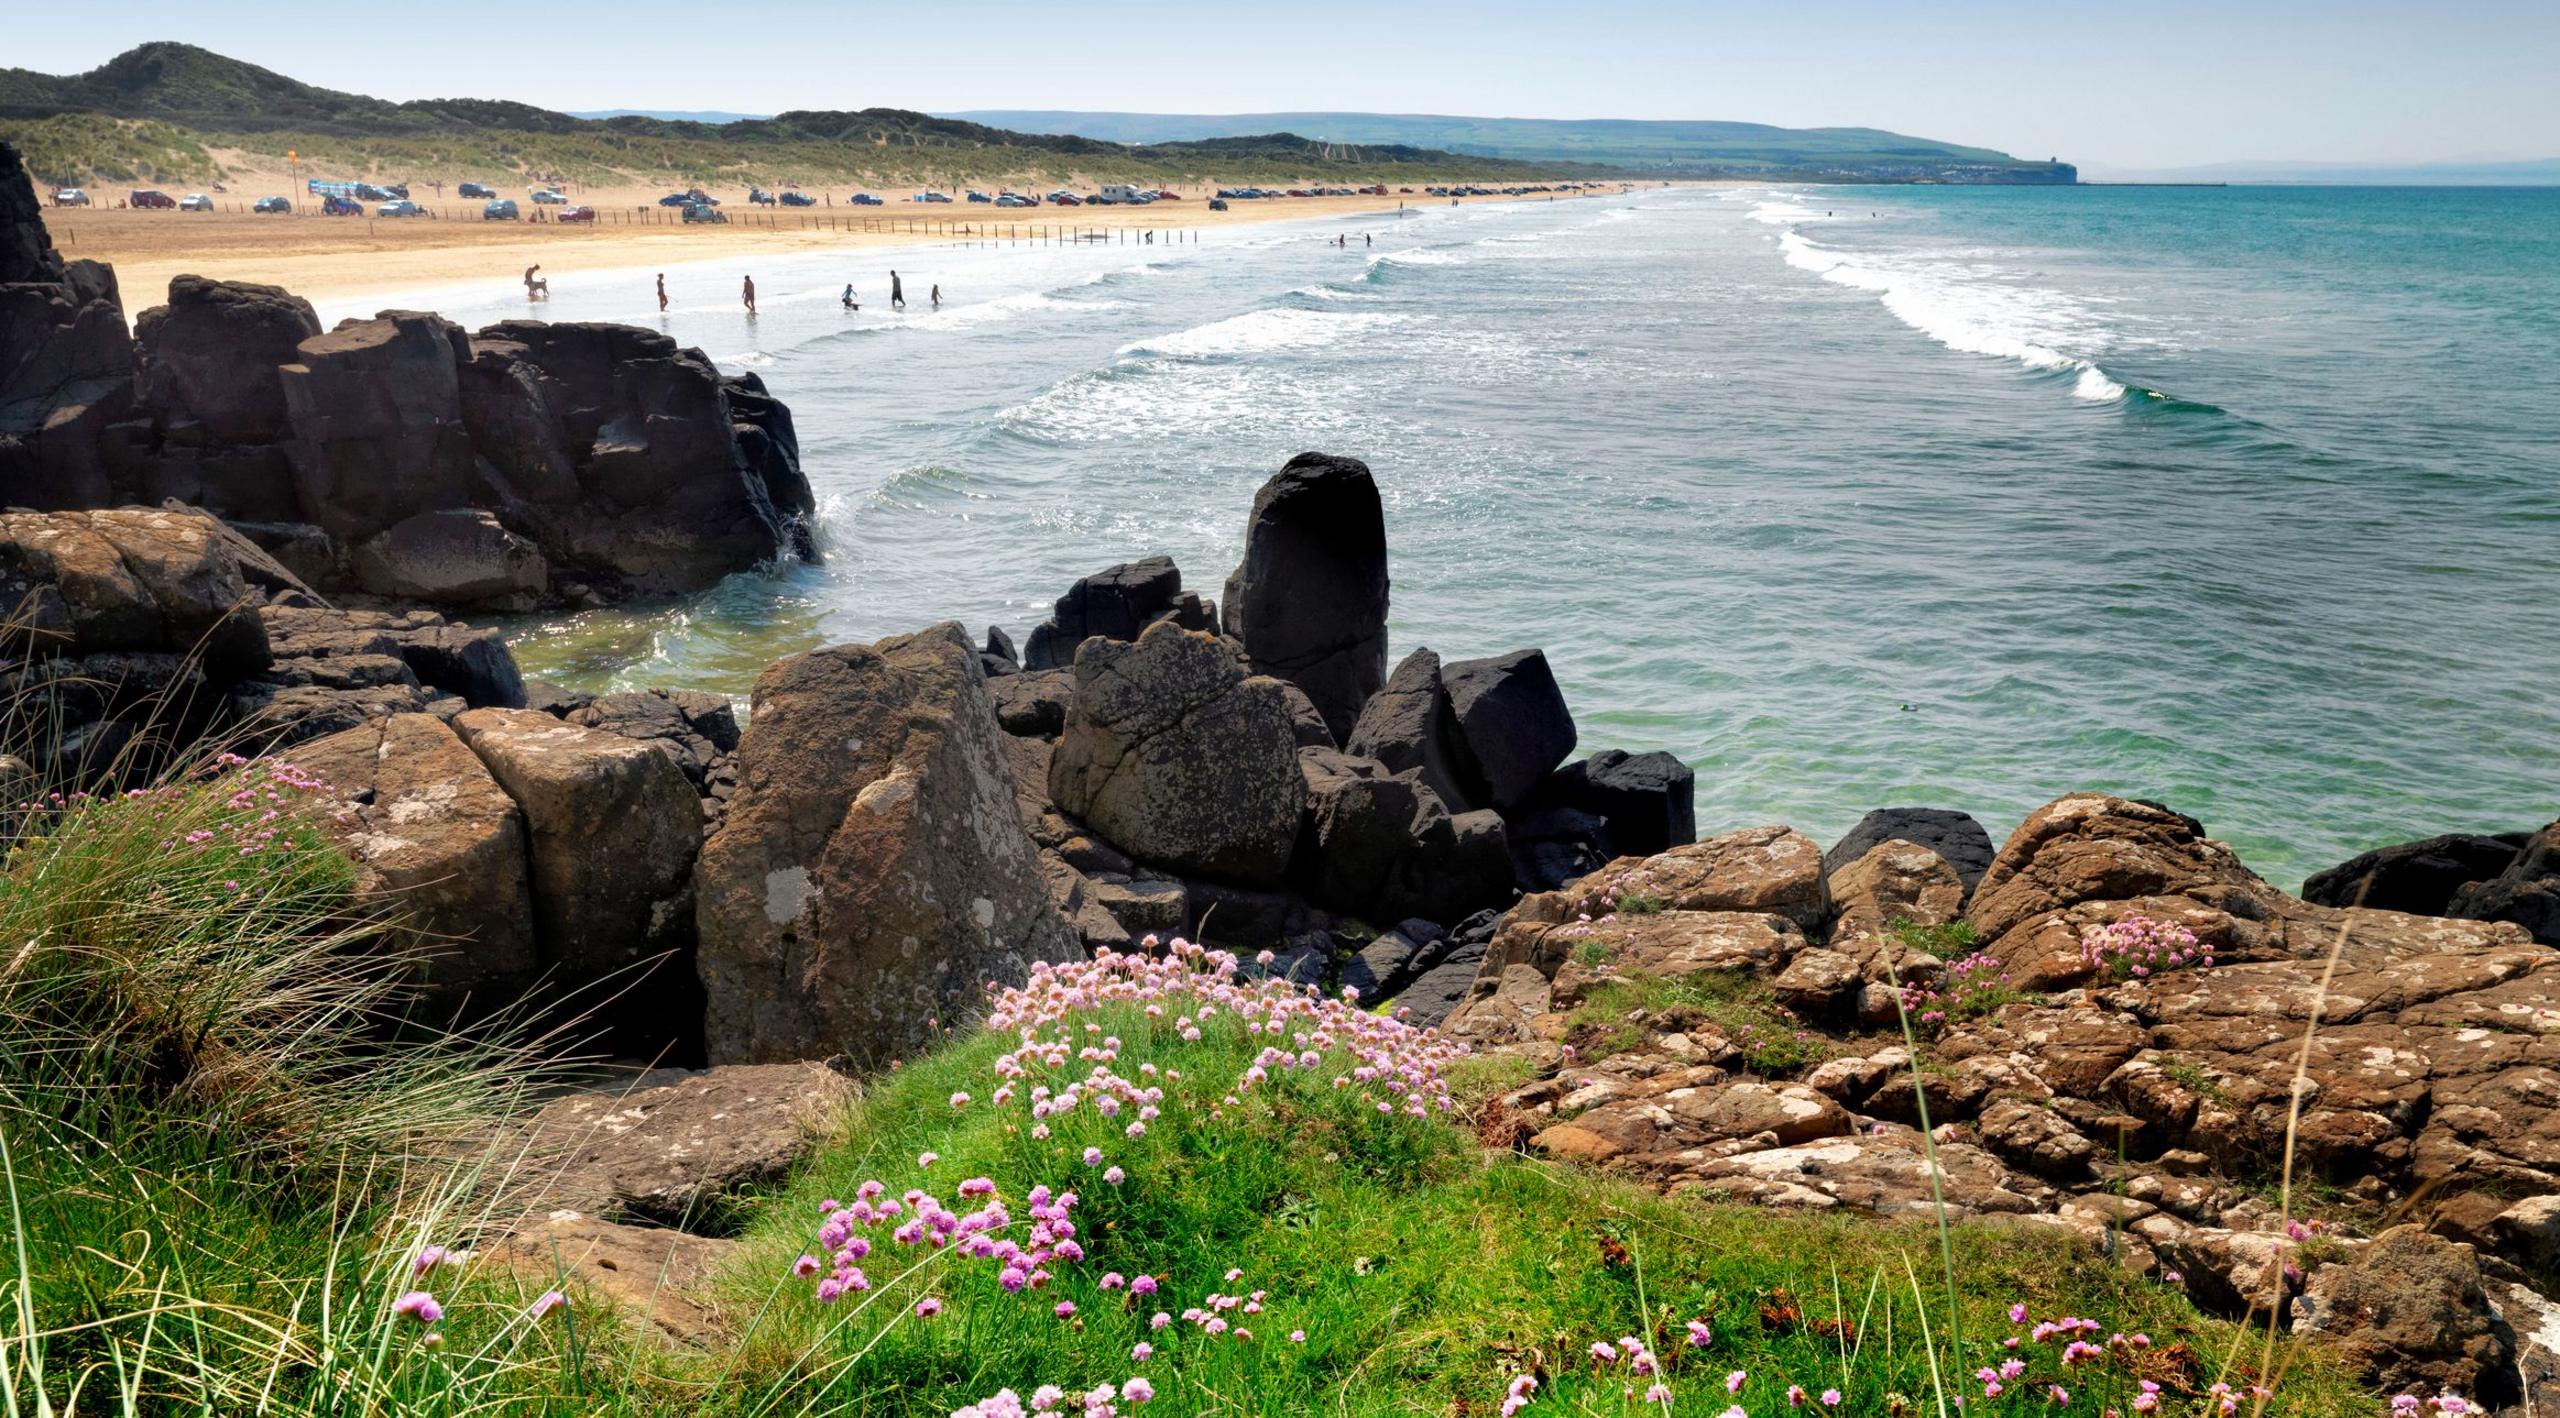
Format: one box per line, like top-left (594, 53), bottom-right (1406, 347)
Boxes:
top-left (324, 183), bottom-right (2560, 889)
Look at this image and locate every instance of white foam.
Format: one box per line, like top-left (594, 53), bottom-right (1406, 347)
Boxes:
top-left (1775, 231), bottom-right (2127, 402)
top-left (1118, 308), bottom-right (1407, 359)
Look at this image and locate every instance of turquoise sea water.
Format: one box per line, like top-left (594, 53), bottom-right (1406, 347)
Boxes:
top-left (357, 183), bottom-right (2560, 888)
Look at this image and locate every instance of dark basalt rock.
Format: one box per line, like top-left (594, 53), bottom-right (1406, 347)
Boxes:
top-left (1345, 646), bottom-right (1475, 811)
top-left (2449, 820), bottom-right (2560, 946)
top-left (1222, 453), bottom-right (1389, 743)
top-left (1824, 807), bottom-right (1998, 895)
top-left (1022, 555), bottom-right (1184, 671)
top-left (1442, 648), bottom-right (1577, 813)
top-left (134, 275), bottom-right (320, 445)
top-left (2302, 831), bottom-right (2529, 917)
top-left (1530, 749), bottom-right (1697, 859)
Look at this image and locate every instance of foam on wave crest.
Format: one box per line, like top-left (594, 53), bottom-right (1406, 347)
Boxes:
top-left (1775, 230), bottom-right (2129, 402)
top-left (1118, 308), bottom-right (1408, 359)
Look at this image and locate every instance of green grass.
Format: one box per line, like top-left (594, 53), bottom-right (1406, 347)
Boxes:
top-left (1563, 971), bottom-right (1834, 1073)
top-left (0, 746), bottom-right (2380, 1415)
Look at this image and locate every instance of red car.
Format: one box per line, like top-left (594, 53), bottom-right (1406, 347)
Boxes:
top-left (1151, 190), bottom-right (1182, 200)
top-left (129, 188), bottom-right (175, 209)
top-left (557, 206), bottom-right (596, 223)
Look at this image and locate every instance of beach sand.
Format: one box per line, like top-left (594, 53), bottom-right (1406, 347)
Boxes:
top-left (46, 167), bottom-right (1653, 313)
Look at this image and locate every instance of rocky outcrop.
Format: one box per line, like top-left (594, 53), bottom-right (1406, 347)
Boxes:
top-left (1048, 619), bottom-right (1305, 887)
top-left (1294, 746), bottom-right (1512, 926)
top-left (1446, 792), bottom-right (2560, 1402)
top-left (1222, 453), bottom-right (1389, 742)
top-left (0, 156), bottom-right (816, 610)
top-left (0, 142), bottom-right (132, 511)
top-left (693, 624), bottom-right (1077, 1066)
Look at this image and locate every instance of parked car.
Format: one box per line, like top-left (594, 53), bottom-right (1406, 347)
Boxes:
top-left (320, 194), bottom-right (363, 216)
top-left (995, 193), bottom-right (1036, 208)
top-left (658, 191), bottom-right (695, 206)
top-left (458, 182), bottom-right (495, 199)
top-left (557, 206), bottom-right (596, 223)
top-left (482, 198), bottom-right (519, 220)
top-left (779, 191), bottom-right (816, 207)
top-left (51, 188), bottom-right (89, 207)
top-left (1151, 190), bottom-right (1182, 200)
top-left (178, 193), bottom-right (215, 211)
top-left (748, 188), bottom-right (776, 205)
top-left (681, 202), bottom-right (726, 224)
top-left (377, 200), bottom-right (426, 217)
top-left (965, 190), bottom-right (992, 203)
top-left (531, 188), bottom-right (569, 204)
top-left (912, 190), bottom-right (953, 203)
top-left (253, 196), bottom-right (292, 214)
top-left (849, 192), bottom-right (883, 206)
top-left (1048, 190), bottom-right (1082, 206)
top-left (1207, 198), bottom-right (1229, 211)
top-left (129, 189), bottom-right (175, 209)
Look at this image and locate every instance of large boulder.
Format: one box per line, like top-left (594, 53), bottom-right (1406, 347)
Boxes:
top-left (1021, 555), bottom-right (1184, 671)
top-left (564, 688), bottom-right (740, 792)
top-left (0, 506), bottom-right (270, 673)
top-left (1344, 646), bottom-right (1474, 811)
top-left (133, 275), bottom-right (321, 444)
top-left (278, 311), bottom-right (479, 543)
top-left (1294, 747), bottom-right (1512, 925)
top-left (1528, 750), bottom-right (1697, 859)
top-left (1442, 649), bottom-right (1576, 812)
top-left (1824, 808), bottom-right (1998, 895)
top-left (453, 709), bottom-right (702, 1001)
top-left (2450, 821), bottom-right (2560, 946)
top-left (349, 508), bottom-right (549, 606)
top-left (2302, 831), bottom-right (2529, 917)
top-left (290, 712), bottom-right (537, 996)
top-left (2300, 1226), bottom-right (2519, 1407)
top-left (1221, 453), bottom-right (1388, 742)
top-left (694, 623), bottom-right (1077, 1065)
top-left (1049, 619), bottom-right (1305, 886)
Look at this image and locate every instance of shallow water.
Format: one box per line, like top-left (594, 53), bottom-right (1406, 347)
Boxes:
top-left (330, 184), bottom-right (2560, 888)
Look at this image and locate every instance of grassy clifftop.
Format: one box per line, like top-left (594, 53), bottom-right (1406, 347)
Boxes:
top-left (0, 738), bottom-right (2373, 1415)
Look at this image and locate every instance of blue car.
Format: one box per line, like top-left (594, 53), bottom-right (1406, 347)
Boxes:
top-left (779, 191), bottom-right (816, 207)
top-left (849, 193), bottom-right (883, 206)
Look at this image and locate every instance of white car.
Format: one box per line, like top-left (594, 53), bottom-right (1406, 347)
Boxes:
top-left (531, 188), bottom-right (569, 204)
top-left (178, 193), bottom-right (215, 212)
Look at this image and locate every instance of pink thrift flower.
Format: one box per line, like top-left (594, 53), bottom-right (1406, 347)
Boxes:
top-left (1132, 1341), bottom-right (1153, 1362)
top-left (1123, 1377), bottom-right (1155, 1404)
top-left (1822, 1392), bottom-right (1843, 1409)
top-left (793, 1253), bottom-right (820, 1278)
top-left (393, 1290), bottom-right (443, 1324)
top-left (1289, 1329), bottom-right (1306, 1343)
top-left (1728, 1370), bottom-right (1749, 1395)
top-left (528, 1289), bottom-right (567, 1321)
top-left (914, 1297), bottom-right (944, 1317)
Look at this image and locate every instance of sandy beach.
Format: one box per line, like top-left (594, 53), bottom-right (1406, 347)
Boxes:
top-left (44, 166), bottom-right (1648, 313)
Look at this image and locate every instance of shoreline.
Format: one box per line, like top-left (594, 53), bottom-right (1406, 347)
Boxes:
top-left (50, 181), bottom-right (1689, 314)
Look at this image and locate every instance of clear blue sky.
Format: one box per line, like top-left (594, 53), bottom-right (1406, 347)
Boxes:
top-left (10, 0), bottom-right (2557, 170)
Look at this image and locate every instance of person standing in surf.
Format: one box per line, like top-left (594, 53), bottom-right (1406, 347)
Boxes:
top-left (890, 270), bottom-right (906, 310)
top-left (657, 273), bottom-right (668, 312)
top-left (742, 274), bottom-right (757, 315)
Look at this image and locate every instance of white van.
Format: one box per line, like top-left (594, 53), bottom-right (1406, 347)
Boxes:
top-left (1096, 183), bottom-right (1150, 205)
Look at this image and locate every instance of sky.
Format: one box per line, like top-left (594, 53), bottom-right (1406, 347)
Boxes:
top-left (9, 0), bottom-right (2558, 171)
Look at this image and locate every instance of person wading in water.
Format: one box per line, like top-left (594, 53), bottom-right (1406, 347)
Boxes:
top-left (890, 270), bottom-right (906, 310)
top-left (656, 273), bottom-right (667, 311)
top-left (742, 274), bottom-right (757, 315)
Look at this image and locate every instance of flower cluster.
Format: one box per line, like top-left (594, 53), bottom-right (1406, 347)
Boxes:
top-left (1897, 950), bottom-right (2013, 1033)
top-left (2393, 1393), bottom-right (2470, 1417)
top-left (795, 1177), bottom-right (1085, 1306)
top-left (981, 938), bottom-right (1466, 1137)
top-left (953, 1377), bottom-right (1155, 1417)
top-left (2079, 915), bottom-right (2211, 982)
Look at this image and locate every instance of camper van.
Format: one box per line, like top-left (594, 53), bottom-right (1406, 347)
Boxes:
top-left (1095, 183), bottom-right (1154, 205)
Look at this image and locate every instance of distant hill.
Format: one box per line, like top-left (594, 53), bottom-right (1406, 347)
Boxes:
top-left (569, 110), bottom-right (774, 124)
top-left (948, 109), bottom-right (2077, 183)
top-left (0, 43), bottom-right (1566, 188)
